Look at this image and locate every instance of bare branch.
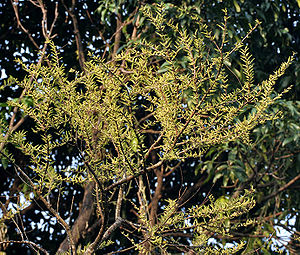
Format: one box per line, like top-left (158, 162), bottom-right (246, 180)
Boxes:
top-left (262, 173), bottom-right (300, 202)
top-left (105, 161), bottom-right (163, 191)
top-left (0, 240), bottom-right (49, 255)
top-left (11, 0), bottom-right (40, 49)
top-left (0, 150), bottom-right (76, 255)
top-left (112, 12), bottom-right (122, 58)
top-left (101, 217), bottom-right (123, 242)
top-left (61, 0), bottom-right (86, 70)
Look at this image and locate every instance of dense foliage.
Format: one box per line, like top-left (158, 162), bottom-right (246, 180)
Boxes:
top-left (0, 0), bottom-right (299, 254)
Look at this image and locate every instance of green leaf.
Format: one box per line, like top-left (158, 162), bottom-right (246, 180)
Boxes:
top-left (206, 147), bottom-right (217, 157)
top-left (194, 162), bottom-right (203, 175)
top-left (22, 183), bottom-right (30, 193)
top-left (224, 219), bottom-right (230, 232)
top-left (217, 164), bottom-right (227, 172)
top-left (233, 166), bottom-right (247, 182)
top-left (214, 29), bottom-right (220, 40)
top-left (228, 148), bottom-right (237, 161)
top-left (215, 195), bottom-right (228, 205)
top-left (282, 136), bottom-right (293, 146)
top-left (22, 96), bottom-right (34, 107)
top-left (223, 176), bottom-right (229, 187)
top-left (1, 157), bottom-right (9, 169)
top-left (130, 137), bottom-right (138, 152)
top-left (213, 172), bottom-right (223, 183)
top-left (233, 0), bottom-right (241, 12)
top-left (264, 223), bottom-right (275, 233)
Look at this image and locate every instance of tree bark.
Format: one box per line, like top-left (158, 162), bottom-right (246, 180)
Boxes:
top-left (57, 182), bottom-right (95, 254)
top-left (112, 12), bottom-right (122, 58)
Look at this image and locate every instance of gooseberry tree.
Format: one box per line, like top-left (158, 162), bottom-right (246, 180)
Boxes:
top-left (0, 3), bottom-right (294, 255)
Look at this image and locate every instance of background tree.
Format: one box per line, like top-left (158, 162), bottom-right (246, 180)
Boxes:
top-left (0, 0), bottom-right (299, 254)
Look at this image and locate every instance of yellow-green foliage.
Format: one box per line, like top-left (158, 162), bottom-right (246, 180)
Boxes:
top-left (134, 188), bottom-right (256, 254)
top-left (1, 3), bottom-right (294, 253)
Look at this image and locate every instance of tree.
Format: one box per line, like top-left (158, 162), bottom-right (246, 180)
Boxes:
top-left (0, 1), bottom-right (299, 254)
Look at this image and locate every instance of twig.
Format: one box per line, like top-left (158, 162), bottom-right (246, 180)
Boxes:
top-left (61, 0), bottom-right (86, 69)
top-left (3, 0), bottom-right (59, 151)
top-left (0, 150), bottom-right (76, 255)
top-left (163, 161), bottom-right (181, 177)
top-left (105, 160), bottom-right (163, 191)
top-left (0, 240), bottom-right (49, 255)
top-left (262, 173), bottom-right (300, 202)
top-left (11, 0), bottom-right (40, 49)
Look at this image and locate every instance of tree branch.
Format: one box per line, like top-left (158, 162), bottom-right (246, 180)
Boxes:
top-left (0, 240), bottom-right (49, 255)
top-left (105, 161), bottom-right (163, 191)
top-left (177, 174), bottom-right (208, 207)
top-left (112, 12), bottom-right (122, 58)
top-left (83, 183), bottom-right (105, 255)
top-left (149, 165), bottom-right (164, 226)
top-left (57, 182), bottom-right (95, 254)
top-left (61, 0), bottom-right (86, 70)
top-left (3, 0), bottom-right (59, 151)
top-left (0, 150), bottom-right (76, 255)
top-left (262, 173), bottom-right (300, 202)
top-left (101, 217), bottom-right (123, 242)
